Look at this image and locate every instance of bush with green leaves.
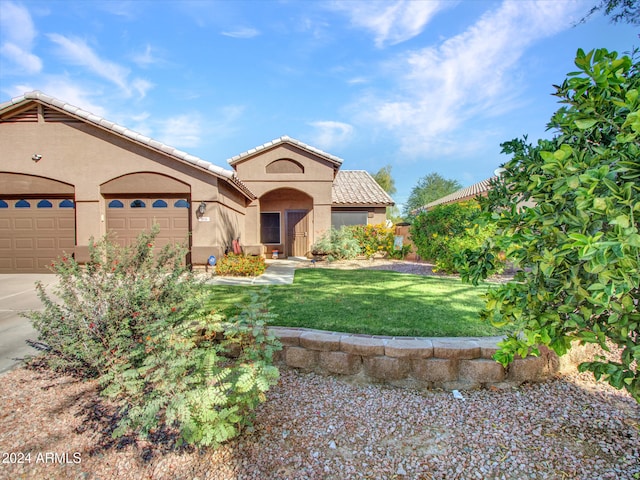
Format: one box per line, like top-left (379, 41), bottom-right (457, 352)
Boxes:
top-left (26, 225), bottom-right (281, 446)
top-left (457, 48), bottom-right (640, 402)
top-left (410, 201), bottom-right (500, 273)
top-left (215, 253), bottom-right (266, 277)
top-left (311, 227), bottom-right (362, 261)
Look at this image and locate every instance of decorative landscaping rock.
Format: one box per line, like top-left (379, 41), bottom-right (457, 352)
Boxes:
top-left (269, 328), bottom-right (596, 391)
top-left (319, 351), bottom-right (362, 376)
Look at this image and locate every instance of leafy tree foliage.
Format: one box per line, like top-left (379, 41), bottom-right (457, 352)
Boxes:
top-left (583, 0), bottom-right (640, 24)
top-left (371, 164), bottom-right (402, 222)
top-left (371, 164), bottom-right (397, 195)
top-left (403, 172), bottom-right (462, 220)
top-left (411, 201), bottom-right (501, 274)
top-left (458, 48), bottom-right (640, 401)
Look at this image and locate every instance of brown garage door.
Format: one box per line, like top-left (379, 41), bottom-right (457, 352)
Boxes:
top-left (0, 198), bottom-right (76, 273)
top-left (105, 197), bottom-right (190, 249)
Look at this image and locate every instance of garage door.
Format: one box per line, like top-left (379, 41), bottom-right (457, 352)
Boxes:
top-left (106, 197), bottom-right (189, 249)
top-left (0, 198), bottom-right (76, 273)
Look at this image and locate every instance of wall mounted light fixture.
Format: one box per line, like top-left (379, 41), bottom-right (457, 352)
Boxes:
top-left (196, 201), bottom-right (206, 217)
top-left (32, 154), bottom-right (42, 162)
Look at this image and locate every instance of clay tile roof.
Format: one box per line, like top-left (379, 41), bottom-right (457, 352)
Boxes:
top-left (420, 176), bottom-right (496, 211)
top-left (227, 135), bottom-right (343, 167)
top-left (332, 170), bottom-right (395, 206)
top-left (0, 91), bottom-right (256, 199)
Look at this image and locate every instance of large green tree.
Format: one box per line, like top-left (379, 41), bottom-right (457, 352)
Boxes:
top-left (403, 172), bottom-right (462, 219)
top-left (459, 48), bottom-right (640, 401)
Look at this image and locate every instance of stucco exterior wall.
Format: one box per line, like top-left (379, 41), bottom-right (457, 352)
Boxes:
top-left (231, 144), bottom-right (337, 255)
top-left (0, 115), bottom-right (246, 261)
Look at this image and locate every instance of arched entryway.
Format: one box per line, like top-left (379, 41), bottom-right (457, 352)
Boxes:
top-left (259, 188), bottom-right (313, 257)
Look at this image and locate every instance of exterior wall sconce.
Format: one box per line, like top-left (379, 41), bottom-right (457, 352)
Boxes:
top-left (32, 154), bottom-right (42, 162)
top-left (196, 201), bottom-right (206, 217)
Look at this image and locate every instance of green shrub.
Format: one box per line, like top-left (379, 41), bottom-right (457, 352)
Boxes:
top-left (457, 48), bottom-right (640, 401)
top-left (26, 225), bottom-right (281, 447)
top-left (410, 201), bottom-right (501, 273)
top-left (216, 253), bottom-right (266, 277)
top-left (311, 227), bottom-right (361, 261)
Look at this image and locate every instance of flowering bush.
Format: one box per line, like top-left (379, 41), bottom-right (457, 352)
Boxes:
top-left (346, 224), bottom-right (394, 258)
top-left (216, 253), bottom-right (266, 277)
top-left (26, 225), bottom-right (280, 448)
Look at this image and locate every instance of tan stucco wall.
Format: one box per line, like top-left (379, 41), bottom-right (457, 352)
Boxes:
top-left (231, 144), bottom-right (336, 254)
top-left (0, 112), bottom-right (246, 262)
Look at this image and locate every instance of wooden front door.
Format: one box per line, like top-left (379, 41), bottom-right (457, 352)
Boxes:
top-left (286, 210), bottom-right (309, 257)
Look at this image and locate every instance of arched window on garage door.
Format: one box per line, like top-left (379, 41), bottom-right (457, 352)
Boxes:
top-left (108, 200), bottom-right (124, 208)
top-left (0, 200), bottom-right (8, 208)
top-left (37, 200), bottom-right (53, 208)
top-left (131, 200), bottom-right (146, 208)
top-left (152, 199), bottom-right (168, 208)
top-left (15, 199), bottom-right (30, 208)
top-left (174, 199), bottom-right (189, 208)
top-left (59, 199), bottom-right (75, 208)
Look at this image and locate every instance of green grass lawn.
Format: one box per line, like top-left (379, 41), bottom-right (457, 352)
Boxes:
top-left (206, 269), bottom-right (510, 337)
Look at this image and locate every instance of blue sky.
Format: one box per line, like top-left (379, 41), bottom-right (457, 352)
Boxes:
top-left (0, 1), bottom-right (637, 210)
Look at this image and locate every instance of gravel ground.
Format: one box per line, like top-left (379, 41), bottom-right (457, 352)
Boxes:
top-left (0, 359), bottom-right (638, 479)
top-left (1, 260), bottom-right (638, 479)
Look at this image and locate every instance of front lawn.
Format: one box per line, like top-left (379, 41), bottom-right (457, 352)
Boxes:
top-left (206, 269), bottom-right (510, 337)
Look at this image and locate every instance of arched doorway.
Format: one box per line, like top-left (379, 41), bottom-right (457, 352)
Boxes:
top-left (259, 188), bottom-right (313, 257)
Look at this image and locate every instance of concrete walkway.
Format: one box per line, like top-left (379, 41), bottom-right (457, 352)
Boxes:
top-left (206, 257), bottom-right (307, 286)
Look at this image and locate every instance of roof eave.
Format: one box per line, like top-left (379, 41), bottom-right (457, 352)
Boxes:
top-left (1, 92), bottom-right (257, 201)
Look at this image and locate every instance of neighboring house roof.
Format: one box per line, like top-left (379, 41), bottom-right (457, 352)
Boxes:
top-left (332, 170), bottom-right (395, 206)
top-left (420, 176), bottom-right (495, 211)
top-left (0, 91), bottom-right (256, 199)
top-left (227, 135), bottom-right (344, 168)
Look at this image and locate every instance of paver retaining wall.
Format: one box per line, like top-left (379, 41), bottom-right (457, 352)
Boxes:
top-left (269, 327), bottom-right (596, 391)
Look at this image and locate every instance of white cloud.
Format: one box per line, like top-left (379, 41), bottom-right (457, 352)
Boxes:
top-left (157, 114), bottom-right (202, 148)
top-left (6, 76), bottom-right (108, 118)
top-left (0, 1), bottom-right (42, 74)
top-left (221, 27), bottom-right (260, 39)
top-left (356, 0), bottom-right (584, 158)
top-left (331, 0), bottom-right (449, 47)
top-left (47, 34), bottom-right (151, 98)
top-left (308, 121), bottom-right (354, 150)
top-left (132, 44), bottom-right (160, 67)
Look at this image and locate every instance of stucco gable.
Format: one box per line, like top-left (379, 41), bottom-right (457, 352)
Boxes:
top-left (0, 91), bottom-right (255, 200)
top-left (227, 135), bottom-right (343, 169)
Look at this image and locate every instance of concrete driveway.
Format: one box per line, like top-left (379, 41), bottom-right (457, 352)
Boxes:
top-left (0, 274), bottom-right (58, 374)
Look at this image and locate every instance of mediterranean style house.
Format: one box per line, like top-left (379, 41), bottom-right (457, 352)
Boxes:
top-left (0, 91), bottom-right (394, 273)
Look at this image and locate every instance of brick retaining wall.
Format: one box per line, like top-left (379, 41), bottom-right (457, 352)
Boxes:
top-left (269, 327), bottom-right (595, 391)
